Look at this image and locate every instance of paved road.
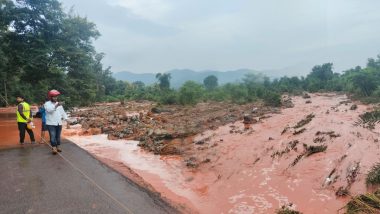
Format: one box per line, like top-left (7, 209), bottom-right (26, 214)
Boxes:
top-left (0, 141), bottom-right (178, 214)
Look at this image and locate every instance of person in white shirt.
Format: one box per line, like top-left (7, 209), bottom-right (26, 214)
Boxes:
top-left (44, 89), bottom-right (67, 154)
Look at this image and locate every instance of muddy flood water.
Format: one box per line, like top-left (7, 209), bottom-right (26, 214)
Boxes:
top-left (2, 94), bottom-right (380, 213)
top-left (63, 94), bottom-right (380, 213)
top-left (0, 107), bottom-right (41, 149)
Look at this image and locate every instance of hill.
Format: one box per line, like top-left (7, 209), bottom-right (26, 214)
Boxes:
top-left (113, 69), bottom-right (262, 88)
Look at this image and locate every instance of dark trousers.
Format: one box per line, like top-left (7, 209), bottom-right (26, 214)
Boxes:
top-left (47, 125), bottom-right (62, 147)
top-left (17, 122), bottom-right (35, 143)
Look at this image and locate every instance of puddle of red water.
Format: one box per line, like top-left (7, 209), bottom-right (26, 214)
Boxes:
top-left (0, 106), bottom-right (41, 149)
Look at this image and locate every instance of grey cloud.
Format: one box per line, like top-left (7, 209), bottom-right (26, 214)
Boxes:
top-left (59, 0), bottom-right (380, 74)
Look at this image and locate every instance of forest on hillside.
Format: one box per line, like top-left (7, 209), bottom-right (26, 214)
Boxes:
top-left (1, 0), bottom-right (379, 107)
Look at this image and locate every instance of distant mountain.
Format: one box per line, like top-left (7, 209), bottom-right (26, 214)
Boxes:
top-left (113, 69), bottom-right (261, 88)
top-left (113, 66), bottom-right (311, 88)
top-left (113, 71), bottom-right (157, 85)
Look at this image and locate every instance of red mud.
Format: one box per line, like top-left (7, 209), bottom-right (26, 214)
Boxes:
top-left (0, 106), bottom-right (41, 149)
top-left (0, 107), bottom-right (193, 212)
top-left (65, 135), bottom-right (198, 213)
top-left (66, 94), bottom-right (380, 213)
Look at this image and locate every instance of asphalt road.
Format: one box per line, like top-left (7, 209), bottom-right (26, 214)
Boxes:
top-left (0, 141), bottom-right (178, 214)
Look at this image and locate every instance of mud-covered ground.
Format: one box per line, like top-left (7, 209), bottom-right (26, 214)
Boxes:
top-left (69, 101), bottom-right (279, 155)
top-left (66, 94), bottom-right (380, 213)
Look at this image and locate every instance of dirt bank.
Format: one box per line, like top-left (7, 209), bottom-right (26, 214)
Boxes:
top-left (66, 94), bottom-right (380, 213)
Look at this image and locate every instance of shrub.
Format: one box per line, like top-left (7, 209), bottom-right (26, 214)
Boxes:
top-left (178, 81), bottom-right (204, 105)
top-left (205, 88), bottom-right (228, 102)
top-left (159, 90), bottom-right (178, 105)
top-left (294, 114), bottom-right (315, 129)
top-left (263, 91), bottom-right (281, 107)
top-left (276, 206), bottom-right (302, 214)
top-left (223, 83), bottom-right (250, 104)
top-left (367, 163), bottom-right (380, 186)
top-left (303, 144), bottom-right (327, 157)
top-left (345, 190), bottom-right (380, 214)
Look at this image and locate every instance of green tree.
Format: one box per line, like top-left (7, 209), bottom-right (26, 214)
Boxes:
top-left (223, 83), bottom-right (250, 104)
top-left (0, 0), bottom-right (114, 106)
top-left (203, 75), bottom-right (218, 90)
top-left (159, 89), bottom-right (178, 105)
top-left (305, 63), bottom-right (334, 92)
top-left (178, 81), bottom-right (204, 105)
top-left (275, 76), bottom-right (303, 93)
top-left (204, 88), bottom-right (227, 102)
top-left (367, 55), bottom-right (380, 69)
top-left (308, 63), bottom-right (334, 81)
top-left (242, 73), bottom-right (268, 100)
top-left (132, 81), bottom-right (145, 89)
top-left (155, 73), bottom-right (171, 90)
top-left (263, 91), bottom-right (281, 107)
top-left (350, 71), bottom-right (377, 96)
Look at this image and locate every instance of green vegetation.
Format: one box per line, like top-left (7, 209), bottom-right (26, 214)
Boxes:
top-left (156, 73), bottom-right (171, 90)
top-left (117, 59), bottom-right (380, 107)
top-left (293, 128), bottom-right (306, 135)
top-left (289, 154), bottom-right (304, 167)
top-left (344, 190), bottom-right (380, 214)
top-left (1, 0), bottom-right (379, 107)
top-left (276, 206), bottom-right (302, 214)
top-left (303, 144), bottom-right (327, 157)
top-left (0, 0), bottom-right (119, 106)
top-left (178, 81), bottom-right (204, 105)
top-left (263, 91), bottom-right (281, 107)
top-left (366, 163), bottom-right (380, 186)
top-left (294, 114), bottom-right (315, 129)
top-left (356, 110), bottom-right (380, 130)
top-left (203, 75), bottom-right (218, 90)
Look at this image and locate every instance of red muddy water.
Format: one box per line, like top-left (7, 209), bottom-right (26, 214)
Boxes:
top-left (65, 94), bottom-right (380, 213)
top-left (0, 106), bottom-right (41, 149)
top-left (4, 94), bottom-right (379, 213)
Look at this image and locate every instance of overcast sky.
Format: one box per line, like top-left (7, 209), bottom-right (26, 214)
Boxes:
top-left (60, 0), bottom-right (380, 75)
